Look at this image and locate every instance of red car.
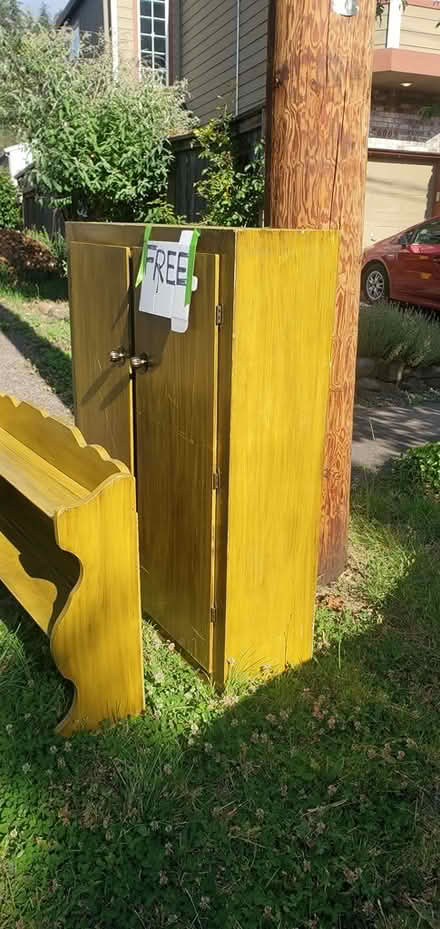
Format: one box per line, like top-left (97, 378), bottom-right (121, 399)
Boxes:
top-left (362, 216), bottom-right (440, 311)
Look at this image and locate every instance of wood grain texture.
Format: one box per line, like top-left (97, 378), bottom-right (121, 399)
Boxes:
top-left (0, 395), bottom-right (144, 735)
top-left (265, 0), bottom-right (376, 581)
top-left (133, 251), bottom-right (220, 672)
top-left (69, 242), bottom-right (133, 469)
top-left (223, 229), bottom-right (338, 676)
top-left (66, 223), bottom-right (338, 684)
top-left (52, 475), bottom-right (144, 736)
top-left (67, 223), bottom-right (237, 682)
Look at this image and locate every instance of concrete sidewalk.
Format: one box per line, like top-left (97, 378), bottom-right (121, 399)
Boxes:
top-left (352, 401), bottom-right (440, 472)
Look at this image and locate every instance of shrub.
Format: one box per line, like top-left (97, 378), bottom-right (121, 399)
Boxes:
top-left (0, 27), bottom-right (196, 222)
top-left (394, 442), bottom-right (440, 494)
top-left (358, 302), bottom-right (440, 367)
top-left (194, 110), bottom-right (265, 227)
top-left (0, 171), bottom-right (21, 228)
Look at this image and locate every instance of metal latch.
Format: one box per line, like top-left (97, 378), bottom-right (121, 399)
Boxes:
top-left (215, 304), bottom-right (223, 326)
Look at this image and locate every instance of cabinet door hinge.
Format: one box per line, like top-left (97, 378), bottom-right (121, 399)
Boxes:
top-left (212, 470), bottom-right (221, 490)
top-left (210, 606), bottom-right (217, 624)
top-left (215, 304), bottom-right (223, 326)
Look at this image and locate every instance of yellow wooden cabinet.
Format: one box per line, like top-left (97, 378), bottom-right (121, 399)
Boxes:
top-left (68, 224), bottom-right (338, 683)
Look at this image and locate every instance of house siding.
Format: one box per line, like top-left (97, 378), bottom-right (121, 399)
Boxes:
top-left (182, 0), bottom-right (237, 122)
top-left (118, 0), bottom-right (139, 67)
top-left (400, 5), bottom-right (440, 54)
top-left (238, 0), bottom-right (267, 114)
top-left (71, 0), bottom-right (105, 37)
top-left (374, 4), bottom-right (388, 47)
top-left (181, 0), bottom-right (268, 122)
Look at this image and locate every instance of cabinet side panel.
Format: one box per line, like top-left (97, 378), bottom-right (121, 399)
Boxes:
top-left (224, 229), bottom-right (338, 676)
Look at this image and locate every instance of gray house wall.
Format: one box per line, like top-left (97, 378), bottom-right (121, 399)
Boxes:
top-left (238, 0), bottom-right (267, 115)
top-left (181, 0), bottom-right (267, 123)
top-left (71, 0), bottom-right (105, 36)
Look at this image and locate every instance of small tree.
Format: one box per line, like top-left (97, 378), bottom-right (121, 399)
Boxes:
top-left (195, 111), bottom-right (264, 227)
top-left (0, 27), bottom-right (196, 222)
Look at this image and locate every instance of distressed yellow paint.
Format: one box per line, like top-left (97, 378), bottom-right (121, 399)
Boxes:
top-left (67, 223), bottom-right (338, 685)
top-left (223, 229), bottom-right (338, 676)
top-left (0, 395), bottom-right (144, 735)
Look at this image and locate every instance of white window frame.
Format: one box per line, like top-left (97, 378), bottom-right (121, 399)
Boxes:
top-left (139, 0), bottom-right (169, 83)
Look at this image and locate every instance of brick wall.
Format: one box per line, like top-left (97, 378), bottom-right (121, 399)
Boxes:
top-left (370, 87), bottom-right (440, 147)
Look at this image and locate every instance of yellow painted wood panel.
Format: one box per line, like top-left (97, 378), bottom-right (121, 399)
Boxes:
top-left (0, 479), bottom-right (79, 634)
top-left (52, 475), bottom-right (144, 736)
top-left (133, 251), bottom-right (220, 672)
top-left (223, 229), bottom-right (338, 677)
top-left (0, 426), bottom-right (88, 517)
top-left (0, 394), bottom-right (125, 490)
top-left (69, 242), bottom-right (133, 469)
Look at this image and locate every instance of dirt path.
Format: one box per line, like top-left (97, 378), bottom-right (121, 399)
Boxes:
top-left (0, 301), bottom-right (73, 423)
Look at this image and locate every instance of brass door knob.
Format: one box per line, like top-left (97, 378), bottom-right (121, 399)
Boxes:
top-left (109, 347), bottom-right (128, 365)
top-left (130, 354), bottom-right (151, 371)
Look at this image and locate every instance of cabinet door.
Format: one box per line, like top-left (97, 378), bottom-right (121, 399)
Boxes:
top-left (133, 252), bottom-right (220, 672)
top-left (69, 242), bottom-right (133, 469)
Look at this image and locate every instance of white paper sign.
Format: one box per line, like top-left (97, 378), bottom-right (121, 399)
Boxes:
top-left (138, 230), bottom-right (198, 333)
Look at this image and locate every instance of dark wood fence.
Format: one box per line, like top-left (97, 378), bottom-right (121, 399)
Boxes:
top-left (22, 191), bottom-right (65, 238)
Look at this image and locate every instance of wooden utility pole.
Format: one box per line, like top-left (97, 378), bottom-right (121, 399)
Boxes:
top-left (265, 0), bottom-right (376, 582)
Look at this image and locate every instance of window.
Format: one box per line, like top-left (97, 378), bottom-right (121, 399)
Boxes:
top-left (414, 221), bottom-right (440, 246)
top-left (139, 0), bottom-right (168, 79)
top-left (71, 23), bottom-right (80, 58)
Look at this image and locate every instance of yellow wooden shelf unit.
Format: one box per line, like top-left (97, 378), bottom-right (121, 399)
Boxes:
top-left (0, 393), bottom-right (144, 736)
top-left (68, 224), bottom-right (339, 684)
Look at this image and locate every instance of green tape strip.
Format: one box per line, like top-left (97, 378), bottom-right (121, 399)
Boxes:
top-left (184, 228), bottom-right (200, 307)
top-left (135, 223), bottom-right (152, 287)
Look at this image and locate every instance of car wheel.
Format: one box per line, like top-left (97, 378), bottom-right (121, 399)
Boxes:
top-left (363, 262), bottom-right (389, 304)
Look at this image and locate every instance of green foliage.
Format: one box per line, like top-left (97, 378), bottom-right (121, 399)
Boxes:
top-left (394, 441), bottom-right (440, 494)
top-left (0, 171), bottom-right (21, 228)
top-left (0, 28), bottom-right (196, 221)
top-left (195, 110), bottom-right (265, 227)
top-left (358, 302), bottom-right (440, 367)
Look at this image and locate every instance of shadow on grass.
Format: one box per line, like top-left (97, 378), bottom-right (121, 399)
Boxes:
top-left (0, 472), bottom-right (440, 929)
top-left (0, 301), bottom-right (73, 410)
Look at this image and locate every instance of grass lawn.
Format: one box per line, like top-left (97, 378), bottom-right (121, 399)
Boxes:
top-left (1, 464), bottom-right (440, 929)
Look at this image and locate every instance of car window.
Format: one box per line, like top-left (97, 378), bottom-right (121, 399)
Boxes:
top-left (399, 230), bottom-right (415, 246)
top-left (414, 221), bottom-right (440, 245)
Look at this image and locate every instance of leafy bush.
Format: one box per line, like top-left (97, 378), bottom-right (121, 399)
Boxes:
top-left (194, 110), bottom-right (265, 226)
top-left (0, 27), bottom-right (196, 222)
top-left (358, 301), bottom-right (440, 367)
top-left (394, 441), bottom-right (440, 493)
top-left (0, 171), bottom-right (21, 228)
